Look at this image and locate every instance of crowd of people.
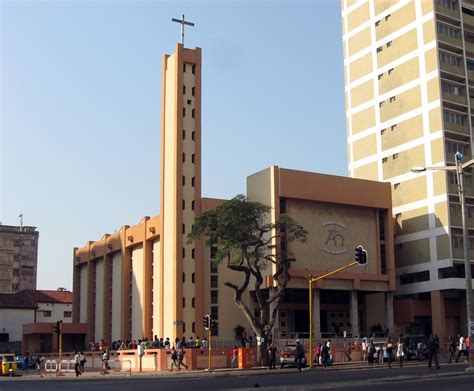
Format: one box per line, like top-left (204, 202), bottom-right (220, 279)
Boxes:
top-left (89, 335), bottom-right (210, 352)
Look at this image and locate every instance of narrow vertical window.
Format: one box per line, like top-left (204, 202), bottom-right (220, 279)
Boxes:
top-left (192, 87), bottom-right (195, 96)
top-left (182, 223), bottom-right (186, 234)
top-left (192, 154), bottom-right (195, 163)
top-left (192, 109), bottom-right (195, 118)
top-left (183, 85), bottom-right (186, 95)
top-left (182, 176), bottom-right (185, 186)
top-left (183, 107), bottom-right (186, 117)
top-left (182, 153), bottom-right (185, 163)
top-left (183, 63), bottom-right (186, 72)
top-left (183, 130), bottom-right (186, 139)
top-left (182, 199), bottom-right (185, 210)
top-left (192, 177), bottom-right (195, 187)
top-left (192, 131), bottom-right (195, 141)
top-left (192, 65), bottom-right (196, 74)
top-left (192, 200), bottom-right (195, 210)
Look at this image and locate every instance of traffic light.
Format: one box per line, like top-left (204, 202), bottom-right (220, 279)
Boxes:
top-left (203, 314), bottom-right (210, 330)
top-left (53, 320), bottom-right (62, 334)
top-left (355, 246), bottom-right (368, 265)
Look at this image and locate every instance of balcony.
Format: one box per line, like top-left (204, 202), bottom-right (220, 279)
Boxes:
top-left (442, 91), bottom-right (467, 105)
top-left (436, 3), bottom-right (460, 20)
top-left (440, 61), bottom-right (465, 76)
top-left (438, 33), bottom-right (463, 48)
top-left (465, 40), bottom-right (474, 56)
top-left (463, 12), bottom-right (474, 28)
top-left (448, 183), bottom-right (474, 196)
top-left (468, 69), bottom-right (474, 81)
top-left (452, 247), bottom-right (474, 259)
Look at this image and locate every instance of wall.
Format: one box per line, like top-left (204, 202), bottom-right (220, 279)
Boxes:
top-left (35, 302), bottom-right (73, 323)
top-left (131, 245), bottom-right (144, 340)
top-left (0, 308), bottom-right (34, 341)
top-left (111, 252), bottom-right (122, 341)
top-left (79, 264), bottom-right (88, 323)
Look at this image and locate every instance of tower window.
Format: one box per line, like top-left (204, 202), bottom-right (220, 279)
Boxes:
top-left (192, 272), bottom-right (195, 283)
top-left (394, 183), bottom-right (400, 189)
top-left (183, 107), bottom-right (186, 117)
top-left (392, 153), bottom-right (398, 159)
top-left (391, 124), bottom-right (397, 131)
top-left (382, 157), bottom-right (388, 163)
top-left (396, 213), bottom-right (402, 219)
top-left (182, 297), bottom-right (186, 308)
top-left (183, 85), bottom-right (186, 94)
top-left (375, 20), bottom-right (380, 27)
top-left (192, 177), bottom-right (195, 187)
top-left (386, 41), bottom-right (392, 48)
top-left (182, 199), bottom-right (185, 210)
top-left (187, 99), bottom-right (192, 105)
top-left (182, 248), bottom-right (186, 258)
top-left (388, 68), bottom-right (394, 75)
top-left (192, 154), bottom-right (195, 163)
top-left (192, 65), bottom-right (196, 74)
top-left (376, 46), bottom-right (383, 53)
top-left (192, 109), bottom-right (195, 118)
top-left (182, 223), bottom-right (186, 234)
top-left (182, 153), bottom-right (186, 163)
top-left (389, 96), bottom-right (396, 102)
top-left (182, 176), bottom-right (185, 186)
top-left (192, 87), bottom-right (195, 96)
top-left (183, 130), bottom-right (186, 139)
top-left (378, 74), bottom-right (383, 80)
top-left (182, 272), bottom-right (185, 283)
top-left (183, 63), bottom-right (186, 72)
top-left (192, 248), bottom-right (195, 259)
top-left (380, 128), bottom-right (386, 135)
top-left (192, 298), bottom-right (195, 308)
top-left (379, 101), bottom-right (385, 107)
top-left (192, 131), bottom-right (195, 141)
top-left (192, 322), bottom-right (195, 333)
top-left (192, 200), bottom-right (195, 210)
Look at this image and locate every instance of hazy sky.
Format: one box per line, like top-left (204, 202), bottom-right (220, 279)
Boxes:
top-left (1, 0), bottom-right (347, 290)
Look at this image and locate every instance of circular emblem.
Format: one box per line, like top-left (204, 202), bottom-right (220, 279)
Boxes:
top-left (323, 221), bottom-right (346, 255)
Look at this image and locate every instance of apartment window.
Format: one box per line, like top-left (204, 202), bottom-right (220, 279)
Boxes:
top-left (211, 275), bottom-right (218, 288)
top-left (191, 248), bottom-right (195, 259)
top-left (13, 254), bottom-right (21, 261)
top-left (192, 131), bottom-right (195, 141)
top-left (376, 46), bottom-right (383, 53)
top-left (467, 59), bottom-right (474, 70)
top-left (443, 110), bottom-right (465, 125)
top-left (378, 74), bottom-right (384, 80)
top-left (183, 85), bottom-right (186, 95)
top-left (446, 140), bottom-right (469, 155)
top-left (389, 96), bottom-right (396, 102)
top-left (436, 0), bottom-right (457, 11)
top-left (192, 109), bottom-right (195, 118)
top-left (385, 14), bottom-right (391, 21)
top-left (192, 298), bottom-right (195, 308)
top-left (183, 107), bottom-right (186, 117)
top-left (211, 306), bottom-right (218, 320)
top-left (386, 41), bottom-right (392, 48)
top-left (192, 272), bottom-right (195, 283)
top-left (21, 266), bottom-right (34, 276)
top-left (182, 223), bottom-right (186, 234)
top-left (182, 297), bottom-right (186, 308)
top-left (393, 153), bottom-right (399, 159)
top-left (439, 51), bottom-right (460, 66)
top-left (388, 68), bottom-right (394, 75)
top-left (192, 177), bottom-right (195, 187)
top-left (437, 22), bottom-right (459, 38)
top-left (183, 130), bottom-right (186, 139)
top-left (64, 311), bottom-right (72, 318)
top-left (192, 154), bottom-right (195, 164)
top-left (182, 153), bottom-right (186, 163)
top-left (182, 248), bottom-right (186, 258)
top-left (192, 200), bottom-right (195, 210)
top-left (43, 310), bottom-right (52, 317)
top-left (13, 269), bottom-right (19, 277)
top-left (379, 101), bottom-right (385, 107)
top-left (192, 87), bottom-right (195, 96)
top-left (211, 290), bottom-right (218, 305)
top-left (452, 234), bottom-right (463, 248)
top-left (382, 157), bottom-right (388, 163)
top-left (448, 172), bottom-right (458, 185)
top-left (441, 81), bottom-right (465, 96)
top-left (182, 199), bottom-right (185, 210)
top-left (14, 239), bottom-right (21, 247)
top-left (381, 128), bottom-right (386, 135)
top-left (394, 183), bottom-right (400, 189)
top-left (187, 99), bottom-right (192, 105)
top-left (391, 124), bottom-right (397, 131)
top-left (182, 272), bottom-right (186, 283)
top-left (210, 262), bottom-right (218, 274)
top-left (450, 202), bottom-right (461, 216)
top-left (182, 176), bottom-right (185, 186)
top-left (192, 65), bottom-right (196, 74)
top-left (400, 271), bottom-right (430, 285)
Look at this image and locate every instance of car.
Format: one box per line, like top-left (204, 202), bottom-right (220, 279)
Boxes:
top-left (279, 344), bottom-right (307, 368)
top-left (405, 335), bottom-right (428, 360)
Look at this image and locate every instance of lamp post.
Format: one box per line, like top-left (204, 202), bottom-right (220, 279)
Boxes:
top-left (412, 152), bottom-right (474, 370)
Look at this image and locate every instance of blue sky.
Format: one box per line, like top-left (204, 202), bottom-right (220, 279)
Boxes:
top-left (1, 0), bottom-right (347, 290)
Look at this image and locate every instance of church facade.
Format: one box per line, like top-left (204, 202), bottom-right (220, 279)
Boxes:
top-left (72, 44), bottom-right (395, 345)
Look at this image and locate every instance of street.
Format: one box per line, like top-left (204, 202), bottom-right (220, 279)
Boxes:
top-left (0, 363), bottom-right (473, 390)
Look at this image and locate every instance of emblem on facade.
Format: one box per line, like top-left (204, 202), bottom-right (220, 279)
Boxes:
top-left (323, 221), bottom-right (346, 255)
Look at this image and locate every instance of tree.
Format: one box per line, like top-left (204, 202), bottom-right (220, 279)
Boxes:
top-left (188, 195), bottom-right (308, 365)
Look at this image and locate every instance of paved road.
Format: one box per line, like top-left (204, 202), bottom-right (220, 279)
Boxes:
top-left (0, 363), bottom-right (473, 390)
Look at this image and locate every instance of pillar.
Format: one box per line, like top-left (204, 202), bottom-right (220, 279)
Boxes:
top-left (350, 291), bottom-right (359, 338)
top-left (385, 292), bottom-right (394, 335)
top-left (312, 288), bottom-right (321, 340)
top-left (431, 290), bottom-right (446, 340)
top-left (269, 288), bottom-right (279, 339)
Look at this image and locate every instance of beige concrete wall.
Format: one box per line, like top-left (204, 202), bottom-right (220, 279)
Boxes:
top-left (0, 309), bottom-right (34, 341)
top-left (152, 239), bottom-right (160, 337)
top-left (353, 133), bottom-right (377, 161)
top-left (395, 238), bottom-right (430, 267)
top-left (382, 144), bottom-right (425, 180)
top-left (111, 252), bottom-right (122, 341)
top-left (349, 53), bottom-right (373, 82)
top-left (378, 57), bottom-right (420, 95)
top-left (79, 264), bottom-right (88, 323)
top-left (381, 114), bottom-right (423, 150)
top-left (94, 258), bottom-right (104, 342)
top-left (347, 2), bottom-right (370, 31)
top-left (353, 161), bottom-right (378, 180)
top-left (380, 85), bottom-right (421, 123)
top-left (131, 245), bottom-right (144, 340)
top-left (375, 2), bottom-right (416, 41)
top-left (286, 199), bottom-right (378, 275)
top-left (36, 302), bottom-right (73, 323)
top-left (351, 79), bottom-right (374, 108)
top-left (352, 106), bottom-right (375, 134)
top-left (392, 175), bottom-right (427, 207)
top-left (395, 206), bottom-right (429, 236)
top-left (377, 29), bottom-right (418, 68)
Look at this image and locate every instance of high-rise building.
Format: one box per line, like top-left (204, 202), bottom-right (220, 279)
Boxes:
top-left (342, 0), bottom-right (474, 338)
top-left (0, 224), bottom-right (39, 294)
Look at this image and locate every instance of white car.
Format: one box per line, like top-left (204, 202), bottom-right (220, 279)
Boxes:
top-left (279, 344), bottom-right (307, 368)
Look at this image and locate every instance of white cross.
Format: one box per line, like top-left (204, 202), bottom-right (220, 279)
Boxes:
top-left (171, 14), bottom-right (195, 46)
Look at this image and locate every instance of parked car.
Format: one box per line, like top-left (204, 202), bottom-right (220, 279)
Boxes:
top-left (405, 335), bottom-right (428, 360)
top-left (279, 344), bottom-right (307, 368)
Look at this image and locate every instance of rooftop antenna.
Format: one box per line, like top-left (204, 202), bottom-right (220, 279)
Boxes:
top-left (171, 14), bottom-right (195, 46)
top-left (19, 212), bottom-right (23, 231)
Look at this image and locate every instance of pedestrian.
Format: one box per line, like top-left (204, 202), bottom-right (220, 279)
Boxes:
top-left (79, 351), bottom-right (86, 373)
top-left (177, 347), bottom-right (188, 370)
top-left (367, 339), bottom-right (375, 366)
top-left (344, 341), bottom-right (352, 362)
top-left (268, 343), bottom-right (277, 370)
top-left (169, 347), bottom-right (179, 371)
top-left (448, 335), bottom-right (456, 363)
top-left (101, 349), bottom-right (109, 375)
top-left (321, 342), bottom-right (329, 368)
top-left (456, 334), bottom-right (467, 363)
top-left (74, 351), bottom-right (81, 377)
top-left (427, 334), bottom-right (440, 369)
top-left (396, 335), bottom-right (405, 368)
top-left (295, 339), bottom-right (305, 372)
top-left (231, 345), bottom-right (239, 368)
top-left (314, 343), bottom-right (321, 367)
top-left (202, 337), bottom-right (208, 348)
top-left (24, 354), bottom-right (29, 373)
top-left (361, 338), bottom-right (367, 362)
top-left (385, 338), bottom-right (394, 368)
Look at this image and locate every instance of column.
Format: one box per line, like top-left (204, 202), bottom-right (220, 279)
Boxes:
top-left (385, 292), bottom-right (394, 335)
top-left (431, 291), bottom-right (446, 339)
top-left (350, 291), bottom-right (359, 338)
top-left (312, 288), bottom-right (321, 340)
top-left (269, 288), bottom-right (279, 339)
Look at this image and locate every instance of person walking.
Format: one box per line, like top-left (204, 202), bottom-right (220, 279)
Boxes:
top-left (79, 351), bottom-right (86, 373)
top-left (396, 336), bottom-right (405, 368)
top-left (456, 334), bottom-right (467, 363)
top-left (427, 334), bottom-right (440, 369)
top-left (268, 343), bottom-right (277, 370)
top-left (295, 339), bottom-right (305, 372)
top-left (169, 347), bottom-right (179, 371)
top-left (177, 347), bottom-right (188, 370)
top-left (314, 343), bottom-right (321, 367)
top-left (230, 345), bottom-right (239, 368)
top-left (362, 338), bottom-right (368, 362)
top-left (385, 338), bottom-right (394, 368)
top-left (367, 339), bottom-right (375, 366)
top-left (321, 342), bottom-right (329, 368)
top-left (74, 351), bottom-right (81, 377)
top-left (448, 335), bottom-right (456, 363)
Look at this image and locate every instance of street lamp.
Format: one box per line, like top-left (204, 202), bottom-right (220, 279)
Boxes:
top-left (411, 152), bottom-right (474, 370)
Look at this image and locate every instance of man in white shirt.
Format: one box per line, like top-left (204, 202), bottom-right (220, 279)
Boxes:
top-left (456, 334), bottom-right (467, 363)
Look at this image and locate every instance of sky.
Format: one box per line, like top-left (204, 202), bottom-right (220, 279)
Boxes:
top-left (1, 0), bottom-right (347, 290)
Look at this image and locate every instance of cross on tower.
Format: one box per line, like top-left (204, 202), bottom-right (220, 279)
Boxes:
top-left (171, 14), bottom-right (195, 47)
